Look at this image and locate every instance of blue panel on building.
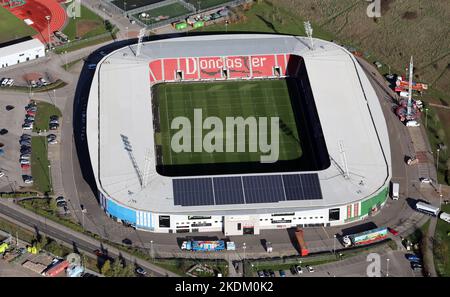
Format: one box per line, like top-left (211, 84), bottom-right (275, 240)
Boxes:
top-left (106, 198), bottom-right (136, 224)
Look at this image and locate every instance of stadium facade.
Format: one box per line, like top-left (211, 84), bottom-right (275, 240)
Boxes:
top-left (86, 34), bottom-right (391, 235)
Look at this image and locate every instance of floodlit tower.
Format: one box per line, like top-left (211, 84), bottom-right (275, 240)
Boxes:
top-left (407, 56), bottom-right (414, 119)
top-left (339, 140), bottom-right (350, 179)
top-left (304, 21), bottom-right (314, 50)
top-left (136, 28), bottom-right (146, 56)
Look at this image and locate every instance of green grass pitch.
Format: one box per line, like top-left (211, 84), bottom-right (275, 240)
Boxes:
top-left (155, 79), bottom-right (303, 165)
top-left (0, 6), bottom-right (36, 43)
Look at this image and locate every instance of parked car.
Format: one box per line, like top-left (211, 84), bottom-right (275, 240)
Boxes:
top-left (290, 266), bottom-right (298, 275)
top-left (21, 134), bottom-right (31, 140)
top-left (50, 115), bottom-right (59, 121)
top-left (0, 171), bottom-right (4, 178)
top-left (296, 265), bottom-right (303, 274)
top-left (263, 270), bottom-right (270, 277)
top-left (0, 129), bottom-right (8, 135)
top-left (20, 154), bottom-right (31, 160)
top-left (268, 269), bottom-right (275, 277)
top-left (20, 140), bottom-right (31, 146)
top-left (5, 105), bottom-right (14, 111)
top-left (6, 78), bottom-right (14, 86)
top-left (0, 78), bottom-right (7, 86)
top-left (56, 200), bottom-right (67, 207)
top-left (420, 178), bottom-right (432, 184)
top-left (279, 270), bottom-right (286, 277)
top-left (306, 265), bottom-right (314, 273)
top-left (56, 196), bottom-right (65, 203)
top-left (405, 254), bottom-right (422, 263)
top-left (30, 80), bottom-right (37, 88)
top-left (22, 124), bottom-right (33, 130)
top-left (49, 123), bottom-right (59, 130)
top-left (22, 175), bottom-right (33, 184)
top-left (21, 164), bottom-right (31, 170)
top-left (257, 270), bottom-right (265, 277)
top-left (135, 266), bottom-right (147, 276)
top-left (49, 119), bottom-right (59, 125)
top-left (20, 159), bottom-right (30, 165)
top-left (122, 238), bottom-right (132, 245)
top-left (406, 120), bottom-right (420, 127)
top-left (39, 77), bottom-right (49, 85)
top-left (388, 227), bottom-right (399, 236)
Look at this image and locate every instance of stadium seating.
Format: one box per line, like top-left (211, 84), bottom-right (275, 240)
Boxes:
top-left (148, 54), bottom-right (303, 84)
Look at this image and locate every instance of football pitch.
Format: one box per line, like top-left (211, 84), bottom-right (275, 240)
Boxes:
top-left (155, 79), bottom-right (303, 166)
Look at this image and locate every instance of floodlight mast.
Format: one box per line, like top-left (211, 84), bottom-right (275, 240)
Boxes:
top-left (304, 21), bottom-right (314, 50)
top-left (136, 28), bottom-right (146, 56)
top-left (406, 56), bottom-right (413, 119)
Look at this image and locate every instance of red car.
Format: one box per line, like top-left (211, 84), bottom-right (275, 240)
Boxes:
top-left (388, 227), bottom-right (399, 236)
top-left (26, 111), bottom-right (36, 116)
top-left (21, 164), bottom-right (31, 170)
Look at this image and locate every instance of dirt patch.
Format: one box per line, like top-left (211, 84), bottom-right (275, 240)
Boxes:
top-left (402, 11), bottom-right (418, 20)
top-left (381, 0), bottom-right (396, 14)
top-left (23, 73), bottom-right (43, 81)
top-left (76, 20), bottom-right (101, 38)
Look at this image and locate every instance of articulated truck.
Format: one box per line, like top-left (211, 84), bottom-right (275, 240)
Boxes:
top-left (342, 227), bottom-right (388, 247)
top-left (181, 240), bottom-right (235, 251)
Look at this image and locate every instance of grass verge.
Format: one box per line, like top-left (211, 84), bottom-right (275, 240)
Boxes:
top-left (434, 204), bottom-right (450, 276)
top-left (30, 137), bottom-right (51, 194)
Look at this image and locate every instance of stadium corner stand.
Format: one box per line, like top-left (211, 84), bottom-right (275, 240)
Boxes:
top-left (4, 0), bottom-right (67, 43)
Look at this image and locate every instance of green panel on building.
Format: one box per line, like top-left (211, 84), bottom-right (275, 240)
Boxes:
top-left (360, 186), bottom-right (388, 216)
top-left (175, 22), bottom-right (187, 30)
top-left (193, 21), bottom-right (204, 28)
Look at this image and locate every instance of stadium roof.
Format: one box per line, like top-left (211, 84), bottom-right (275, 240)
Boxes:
top-left (87, 34), bottom-right (391, 215)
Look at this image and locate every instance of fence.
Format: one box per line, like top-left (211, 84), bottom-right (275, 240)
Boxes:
top-left (53, 29), bottom-right (118, 53)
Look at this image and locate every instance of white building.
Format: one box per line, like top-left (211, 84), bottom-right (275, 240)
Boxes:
top-left (0, 37), bottom-right (45, 69)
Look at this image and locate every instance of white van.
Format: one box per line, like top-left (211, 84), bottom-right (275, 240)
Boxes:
top-left (392, 182), bottom-right (399, 200)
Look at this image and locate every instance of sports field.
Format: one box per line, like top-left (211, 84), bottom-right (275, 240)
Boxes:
top-left (0, 6), bottom-right (36, 43)
top-left (155, 79), bottom-right (303, 165)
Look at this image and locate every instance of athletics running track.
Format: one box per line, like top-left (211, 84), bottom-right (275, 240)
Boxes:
top-left (5, 0), bottom-right (67, 43)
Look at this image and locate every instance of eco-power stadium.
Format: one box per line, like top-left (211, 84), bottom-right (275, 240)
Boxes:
top-left (86, 34), bottom-right (392, 235)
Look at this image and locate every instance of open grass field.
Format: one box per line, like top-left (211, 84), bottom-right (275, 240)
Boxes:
top-left (434, 204), bottom-right (450, 277)
top-left (133, 2), bottom-right (191, 25)
top-left (62, 4), bottom-right (108, 40)
top-left (31, 136), bottom-right (51, 194)
top-left (0, 6), bottom-right (36, 43)
top-left (155, 79), bottom-right (302, 165)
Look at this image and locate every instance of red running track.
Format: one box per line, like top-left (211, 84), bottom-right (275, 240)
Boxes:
top-left (6, 0), bottom-right (67, 43)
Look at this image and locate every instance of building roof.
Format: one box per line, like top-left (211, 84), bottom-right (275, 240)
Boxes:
top-left (87, 34), bottom-right (391, 215)
top-left (0, 37), bottom-right (44, 57)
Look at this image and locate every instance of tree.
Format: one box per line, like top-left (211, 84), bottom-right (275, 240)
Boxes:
top-left (101, 260), bottom-right (112, 276)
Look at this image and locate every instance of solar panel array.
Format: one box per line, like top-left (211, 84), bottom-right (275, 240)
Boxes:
top-left (173, 174), bottom-right (322, 206)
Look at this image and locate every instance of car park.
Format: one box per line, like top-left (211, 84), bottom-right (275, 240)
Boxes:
top-left (0, 128), bottom-right (8, 135)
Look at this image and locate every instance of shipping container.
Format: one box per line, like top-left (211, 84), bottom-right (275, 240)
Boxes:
top-left (294, 228), bottom-right (308, 256)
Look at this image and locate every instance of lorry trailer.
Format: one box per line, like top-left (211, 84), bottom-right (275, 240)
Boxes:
top-left (294, 228), bottom-right (309, 256)
top-left (342, 227), bottom-right (388, 247)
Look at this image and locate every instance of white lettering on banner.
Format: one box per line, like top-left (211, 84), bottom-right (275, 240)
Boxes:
top-left (182, 56), bottom-right (267, 72)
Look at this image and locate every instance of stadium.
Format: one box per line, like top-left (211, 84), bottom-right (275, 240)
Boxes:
top-left (86, 34), bottom-right (392, 235)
